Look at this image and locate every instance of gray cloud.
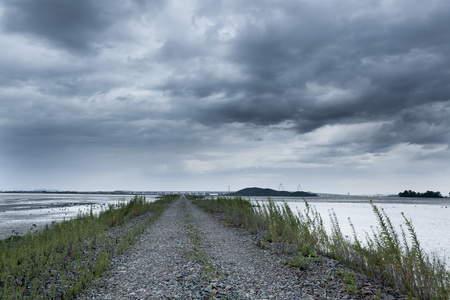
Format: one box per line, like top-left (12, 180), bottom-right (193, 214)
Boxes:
top-left (1, 0), bottom-right (164, 53)
top-left (2, 0), bottom-right (114, 53)
top-left (170, 0), bottom-right (450, 151)
top-left (1, 0), bottom-right (449, 193)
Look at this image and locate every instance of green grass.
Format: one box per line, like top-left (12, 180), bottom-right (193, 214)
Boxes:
top-left (337, 267), bottom-right (359, 295)
top-left (183, 201), bottom-right (222, 280)
top-left (194, 196), bottom-right (450, 300)
top-left (0, 194), bottom-right (176, 299)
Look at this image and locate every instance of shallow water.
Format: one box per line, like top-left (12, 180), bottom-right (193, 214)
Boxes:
top-left (246, 196), bottom-right (450, 265)
top-left (0, 193), bottom-right (158, 238)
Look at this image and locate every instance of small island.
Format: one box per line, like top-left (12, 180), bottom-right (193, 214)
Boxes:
top-left (229, 187), bottom-right (317, 197)
top-left (398, 190), bottom-right (443, 198)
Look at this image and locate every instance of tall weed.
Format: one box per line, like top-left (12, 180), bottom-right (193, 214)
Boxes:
top-left (194, 196), bottom-right (449, 299)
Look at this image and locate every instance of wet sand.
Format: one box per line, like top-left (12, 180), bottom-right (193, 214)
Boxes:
top-left (0, 193), bottom-right (155, 238)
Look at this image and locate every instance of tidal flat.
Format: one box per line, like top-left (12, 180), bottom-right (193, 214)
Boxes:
top-left (214, 195), bottom-right (450, 266)
top-left (0, 193), bottom-right (159, 238)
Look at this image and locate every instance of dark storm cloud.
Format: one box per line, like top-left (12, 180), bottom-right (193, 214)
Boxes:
top-left (1, 0), bottom-right (450, 192)
top-left (2, 0), bottom-right (449, 150)
top-left (152, 0), bottom-right (450, 153)
top-left (1, 0), bottom-right (163, 53)
top-left (374, 101), bottom-right (450, 147)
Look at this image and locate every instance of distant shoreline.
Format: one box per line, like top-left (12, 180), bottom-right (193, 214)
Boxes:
top-left (0, 190), bottom-right (228, 195)
top-left (1, 191), bottom-right (139, 195)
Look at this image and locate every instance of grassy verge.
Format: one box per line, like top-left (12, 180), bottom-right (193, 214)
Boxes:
top-left (194, 196), bottom-right (450, 300)
top-left (182, 200), bottom-right (222, 281)
top-left (0, 194), bottom-right (177, 299)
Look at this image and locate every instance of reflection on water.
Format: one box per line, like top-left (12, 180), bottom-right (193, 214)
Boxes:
top-left (0, 193), bottom-right (158, 238)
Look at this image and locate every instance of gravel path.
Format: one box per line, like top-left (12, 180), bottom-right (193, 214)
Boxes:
top-left (81, 197), bottom-right (310, 299)
top-left (82, 197), bottom-right (200, 299)
top-left (183, 197), bottom-right (311, 299)
top-left (81, 197), bottom-right (404, 299)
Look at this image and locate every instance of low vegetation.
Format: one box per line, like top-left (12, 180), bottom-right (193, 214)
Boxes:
top-left (194, 196), bottom-right (450, 300)
top-left (0, 194), bottom-right (176, 299)
top-left (398, 190), bottom-right (444, 198)
top-left (183, 201), bottom-right (222, 280)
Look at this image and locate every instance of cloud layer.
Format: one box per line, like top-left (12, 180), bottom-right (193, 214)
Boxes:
top-left (1, 0), bottom-right (449, 193)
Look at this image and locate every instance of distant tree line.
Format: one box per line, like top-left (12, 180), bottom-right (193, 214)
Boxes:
top-left (398, 190), bottom-right (443, 198)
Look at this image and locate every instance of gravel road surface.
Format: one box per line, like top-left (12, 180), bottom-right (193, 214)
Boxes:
top-left (81, 197), bottom-right (404, 299)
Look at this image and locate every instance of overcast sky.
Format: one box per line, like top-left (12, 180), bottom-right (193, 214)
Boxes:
top-left (1, 0), bottom-right (449, 195)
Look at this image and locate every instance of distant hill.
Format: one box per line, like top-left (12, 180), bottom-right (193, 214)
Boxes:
top-left (229, 187), bottom-right (317, 197)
